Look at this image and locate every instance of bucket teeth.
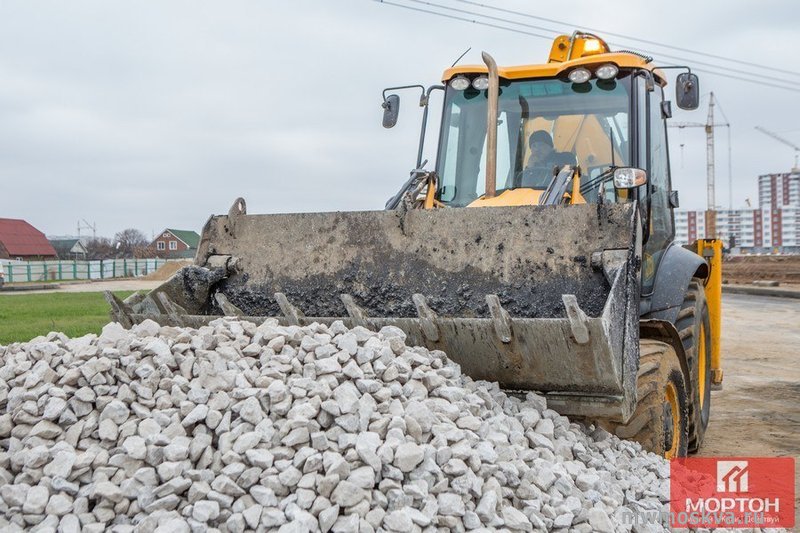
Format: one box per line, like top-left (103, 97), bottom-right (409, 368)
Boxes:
top-left (214, 293), bottom-right (245, 317)
top-left (104, 291), bottom-right (133, 329)
top-left (156, 292), bottom-right (188, 326)
top-left (340, 294), bottom-right (370, 329)
top-left (562, 294), bottom-right (590, 344)
top-left (412, 294), bottom-right (440, 342)
top-left (274, 292), bottom-right (305, 326)
top-left (485, 294), bottom-right (513, 344)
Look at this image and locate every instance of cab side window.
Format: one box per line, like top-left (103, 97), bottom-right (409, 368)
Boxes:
top-left (642, 85), bottom-right (674, 294)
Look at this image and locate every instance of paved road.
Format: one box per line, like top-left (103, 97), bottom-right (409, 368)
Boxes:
top-left (699, 292), bottom-right (800, 523)
top-left (0, 279), bottom-right (161, 295)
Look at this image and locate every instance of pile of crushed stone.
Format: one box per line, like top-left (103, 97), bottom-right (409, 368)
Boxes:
top-left (0, 318), bottom-right (676, 532)
top-left (143, 260), bottom-right (192, 281)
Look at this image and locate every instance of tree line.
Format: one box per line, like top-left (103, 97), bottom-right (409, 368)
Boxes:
top-left (82, 228), bottom-right (152, 260)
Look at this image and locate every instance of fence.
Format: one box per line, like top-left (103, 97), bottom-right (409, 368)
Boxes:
top-left (2, 258), bottom-right (172, 283)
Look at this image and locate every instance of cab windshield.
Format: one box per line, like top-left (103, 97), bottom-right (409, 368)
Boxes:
top-left (436, 73), bottom-right (632, 206)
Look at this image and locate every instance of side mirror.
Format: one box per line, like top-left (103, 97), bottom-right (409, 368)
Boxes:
top-left (675, 72), bottom-right (700, 110)
top-left (382, 94), bottom-right (400, 128)
top-left (613, 167), bottom-right (647, 189)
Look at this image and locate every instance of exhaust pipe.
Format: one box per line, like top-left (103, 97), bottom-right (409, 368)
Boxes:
top-left (482, 51), bottom-right (499, 199)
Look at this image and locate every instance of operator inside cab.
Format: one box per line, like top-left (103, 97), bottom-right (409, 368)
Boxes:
top-left (517, 130), bottom-right (577, 189)
top-left (435, 72), bottom-right (632, 207)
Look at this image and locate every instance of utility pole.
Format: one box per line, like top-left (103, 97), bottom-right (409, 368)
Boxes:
top-left (754, 126), bottom-right (800, 172)
top-left (668, 92), bottom-right (730, 238)
top-left (77, 220), bottom-right (97, 240)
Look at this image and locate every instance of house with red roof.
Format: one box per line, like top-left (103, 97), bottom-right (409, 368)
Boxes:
top-left (0, 218), bottom-right (57, 260)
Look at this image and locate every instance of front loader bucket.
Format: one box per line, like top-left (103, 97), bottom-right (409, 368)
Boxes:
top-left (110, 199), bottom-right (642, 421)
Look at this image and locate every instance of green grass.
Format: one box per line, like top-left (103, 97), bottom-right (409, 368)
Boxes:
top-left (0, 291), bottom-right (134, 345)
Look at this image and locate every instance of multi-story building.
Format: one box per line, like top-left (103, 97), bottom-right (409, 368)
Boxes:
top-left (674, 171), bottom-right (800, 254)
top-left (758, 172), bottom-right (800, 210)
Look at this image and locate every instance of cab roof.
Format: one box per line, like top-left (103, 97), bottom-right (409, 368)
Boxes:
top-left (442, 33), bottom-right (668, 86)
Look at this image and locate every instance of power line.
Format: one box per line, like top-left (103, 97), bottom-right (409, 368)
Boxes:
top-left (689, 68), bottom-right (800, 94)
top-left (375, 0), bottom-right (800, 93)
top-left (400, 0), bottom-right (565, 37)
top-left (375, 0), bottom-right (555, 40)
top-left (388, 0), bottom-right (800, 89)
top-left (452, 0), bottom-right (800, 78)
top-left (608, 44), bottom-right (800, 87)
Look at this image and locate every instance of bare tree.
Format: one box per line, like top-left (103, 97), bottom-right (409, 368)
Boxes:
top-left (84, 237), bottom-right (115, 260)
top-left (114, 228), bottom-right (149, 258)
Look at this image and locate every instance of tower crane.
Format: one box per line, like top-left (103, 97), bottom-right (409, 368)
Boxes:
top-left (754, 126), bottom-right (800, 172)
top-left (669, 92), bottom-right (731, 237)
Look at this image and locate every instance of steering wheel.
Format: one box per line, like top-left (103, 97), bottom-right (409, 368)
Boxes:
top-left (517, 164), bottom-right (555, 189)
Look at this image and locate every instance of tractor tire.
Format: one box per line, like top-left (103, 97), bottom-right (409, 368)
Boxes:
top-left (677, 278), bottom-right (713, 453)
top-left (605, 339), bottom-right (689, 458)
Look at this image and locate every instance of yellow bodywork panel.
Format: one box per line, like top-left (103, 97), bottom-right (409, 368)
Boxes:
top-left (468, 188), bottom-right (543, 207)
top-left (423, 176), bottom-right (437, 209)
top-left (466, 173), bottom-right (587, 208)
top-left (442, 52), bottom-right (665, 85)
top-left (696, 239), bottom-right (723, 385)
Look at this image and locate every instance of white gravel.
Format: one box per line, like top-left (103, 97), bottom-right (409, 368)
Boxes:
top-left (0, 317), bottom-right (681, 532)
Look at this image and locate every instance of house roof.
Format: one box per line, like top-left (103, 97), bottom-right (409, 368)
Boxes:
top-left (49, 238), bottom-right (88, 256)
top-left (0, 218), bottom-right (57, 257)
top-left (165, 229), bottom-right (200, 249)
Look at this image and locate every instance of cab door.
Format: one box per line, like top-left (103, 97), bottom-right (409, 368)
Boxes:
top-left (641, 78), bottom-right (675, 295)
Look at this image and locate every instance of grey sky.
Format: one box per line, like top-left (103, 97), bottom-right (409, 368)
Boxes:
top-left (1, 1), bottom-right (798, 238)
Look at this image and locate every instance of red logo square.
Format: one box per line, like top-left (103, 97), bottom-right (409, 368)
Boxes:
top-left (670, 457), bottom-right (795, 529)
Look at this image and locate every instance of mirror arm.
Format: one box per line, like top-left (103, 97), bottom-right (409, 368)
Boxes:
top-left (381, 85), bottom-right (425, 129)
top-left (658, 65), bottom-right (693, 75)
top-left (416, 85), bottom-right (445, 168)
top-left (657, 65), bottom-right (694, 90)
top-left (382, 84), bottom-right (425, 103)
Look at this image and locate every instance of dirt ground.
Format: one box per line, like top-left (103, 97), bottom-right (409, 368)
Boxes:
top-left (699, 292), bottom-right (800, 524)
top-left (723, 254), bottom-right (800, 287)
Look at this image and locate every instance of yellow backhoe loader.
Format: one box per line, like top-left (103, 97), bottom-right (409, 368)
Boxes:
top-left (107, 33), bottom-right (723, 457)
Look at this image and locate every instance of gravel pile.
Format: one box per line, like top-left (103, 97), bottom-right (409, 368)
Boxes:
top-left (0, 318), bottom-right (674, 532)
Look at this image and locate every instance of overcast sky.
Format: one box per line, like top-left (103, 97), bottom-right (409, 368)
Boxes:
top-left (1, 1), bottom-right (798, 239)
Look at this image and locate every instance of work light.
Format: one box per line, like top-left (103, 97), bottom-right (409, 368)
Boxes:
top-left (472, 76), bottom-right (490, 90)
top-left (568, 68), bottom-right (591, 84)
top-left (450, 76), bottom-right (470, 90)
top-left (595, 63), bottom-right (619, 80)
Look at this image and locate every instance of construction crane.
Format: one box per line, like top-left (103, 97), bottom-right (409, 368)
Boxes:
top-left (754, 126), bottom-right (800, 172)
top-left (669, 92), bottom-right (731, 210)
top-left (669, 92), bottom-right (731, 237)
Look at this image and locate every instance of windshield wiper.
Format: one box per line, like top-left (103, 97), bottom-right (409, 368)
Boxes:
top-left (580, 128), bottom-right (620, 198)
top-left (579, 166), bottom-right (616, 196)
